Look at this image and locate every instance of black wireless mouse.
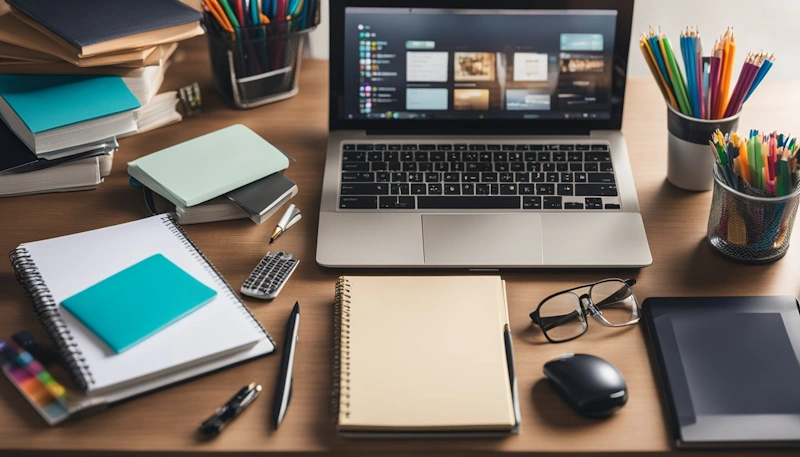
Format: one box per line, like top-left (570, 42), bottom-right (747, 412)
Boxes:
top-left (543, 353), bottom-right (627, 418)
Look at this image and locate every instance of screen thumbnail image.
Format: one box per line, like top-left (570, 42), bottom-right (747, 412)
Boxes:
top-left (454, 89), bottom-right (490, 110)
top-left (506, 90), bottom-right (550, 111)
top-left (454, 52), bottom-right (496, 82)
top-left (559, 53), bottom-right (605, 73)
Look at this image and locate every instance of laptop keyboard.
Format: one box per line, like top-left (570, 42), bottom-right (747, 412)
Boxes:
top-left (338, 143), bottom-right (621, 210)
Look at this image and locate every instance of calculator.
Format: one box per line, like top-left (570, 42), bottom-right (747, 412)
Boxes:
top-left (240, 252), bottom-right (299, 300)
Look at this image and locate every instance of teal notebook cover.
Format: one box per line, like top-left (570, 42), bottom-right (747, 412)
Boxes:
top-left (127, 124), bottom-right (290, 207)
top-left (61, 254), bottom-right (217, 354)
top-left (0, 74), bottom-right (140, 133)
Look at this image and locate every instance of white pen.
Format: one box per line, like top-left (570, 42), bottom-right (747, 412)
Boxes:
top-left (270, 204), bottom-right (301, 244)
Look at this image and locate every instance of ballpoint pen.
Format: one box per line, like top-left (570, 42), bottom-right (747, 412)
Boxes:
top-left (273, 302), bottom-right (299, 428)
top-left (270, 204), bottom-right (301, 244)
top-left (198, 382), bottom-right (262, 437)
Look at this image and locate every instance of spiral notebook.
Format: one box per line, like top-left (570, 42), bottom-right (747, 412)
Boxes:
top-left (7, 215), bottom-right (275, 424)
top-left (333, 276), bottom-right (520, 437)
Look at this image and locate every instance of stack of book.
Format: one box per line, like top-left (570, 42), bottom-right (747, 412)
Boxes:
top-left (128, 125), bottom-right (298, 225)
top-left (0, 0), bottom-right (204, 197)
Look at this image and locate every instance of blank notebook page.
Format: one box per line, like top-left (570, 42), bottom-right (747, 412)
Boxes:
top-left (21, 215), bottom-right (264, 393)
top-left (340, 276), bottom-right (515, 431)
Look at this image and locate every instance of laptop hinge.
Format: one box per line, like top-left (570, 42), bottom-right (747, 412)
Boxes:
top-left (364, 128), bottom-right (592, 137)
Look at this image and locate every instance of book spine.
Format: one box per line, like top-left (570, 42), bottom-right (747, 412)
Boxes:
top-left (161, 215), bottom-right (274, 346)
top-left (332, 276), bottom-right (351, 424)
top-left (8, 247), bottom-right (93, 391)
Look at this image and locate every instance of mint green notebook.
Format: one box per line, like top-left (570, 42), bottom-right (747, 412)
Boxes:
top-left (61, 254), bottom-right (217, 353)
top-left (127, 124), bottom-right (290, 207)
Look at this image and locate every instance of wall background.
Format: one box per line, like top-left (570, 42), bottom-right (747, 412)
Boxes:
top-left (305, 0), bottom-right (800, 80)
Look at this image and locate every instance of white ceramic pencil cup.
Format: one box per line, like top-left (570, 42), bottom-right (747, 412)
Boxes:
top-left (666, 105), bottom-right (740, 191)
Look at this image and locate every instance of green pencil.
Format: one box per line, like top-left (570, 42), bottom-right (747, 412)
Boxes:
top-left (662, 37), bottom-right (692, 116)
top-left (218, 0), bottom-right (240, 29)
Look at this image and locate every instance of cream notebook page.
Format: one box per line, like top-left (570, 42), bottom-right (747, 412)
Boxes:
top-left (338, 276), bottom-right (515, 431)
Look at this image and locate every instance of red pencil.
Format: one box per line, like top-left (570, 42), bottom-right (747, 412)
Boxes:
top-left (730, 54), bottom-right (761, 117)
top-left (723, 53), bottom-right (757, 118)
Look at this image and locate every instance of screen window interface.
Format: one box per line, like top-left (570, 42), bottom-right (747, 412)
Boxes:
top-left (344, 8), bottom-right (617, 121)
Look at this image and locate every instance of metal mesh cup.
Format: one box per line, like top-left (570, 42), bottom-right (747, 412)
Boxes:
top-left (707, 165), bottom-right (800, 263)
top-left (203, 6), bottom-right (320, 109)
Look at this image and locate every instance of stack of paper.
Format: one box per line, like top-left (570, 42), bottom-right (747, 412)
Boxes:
top-left (129, 125), bottom-right (299, 225)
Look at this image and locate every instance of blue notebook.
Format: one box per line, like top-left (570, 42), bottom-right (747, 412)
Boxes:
top-left (0, 74), bottom-right (140, 133)
top-left (61, 254), bottom-right (217, 354)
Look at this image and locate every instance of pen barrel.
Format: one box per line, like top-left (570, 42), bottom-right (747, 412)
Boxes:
top-left (666, 105), bottom-right (740, 191)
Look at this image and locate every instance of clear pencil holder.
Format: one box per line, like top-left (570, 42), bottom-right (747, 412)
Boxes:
top-left (204, 9), bottom-right (319, 109)
top-left (707, 165), bottom-right (800, 263)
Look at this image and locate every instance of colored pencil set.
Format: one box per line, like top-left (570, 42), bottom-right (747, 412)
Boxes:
top-left (710, 129), bottom-right (799, 197)
top-left (640, 27), bottom-right (775, 120)
top-left (202, 0), bottom-right (317, 33)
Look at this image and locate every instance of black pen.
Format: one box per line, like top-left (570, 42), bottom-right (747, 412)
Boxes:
top-left (504, 324), bottom-right (521, 427)
top-left (198, 382), bottom-right (261, 438)
top-left (273, 302), bottom-right (300, 429)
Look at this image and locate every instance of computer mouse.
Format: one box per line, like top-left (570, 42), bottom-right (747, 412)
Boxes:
top-left (543, 353), bottom-right (627, 418)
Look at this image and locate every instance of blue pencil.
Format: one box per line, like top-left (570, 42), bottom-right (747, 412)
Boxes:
top-left (251, 0), bottom-right (260, 25)
top-left (683, 33), bottom-right (700, 118)
top-left (648, 29), bottom-right (672, 98)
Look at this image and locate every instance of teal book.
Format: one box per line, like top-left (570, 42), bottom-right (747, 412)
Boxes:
top-left (61, 254), bottom-right (217, 354)
top-left (128, 124), bottom-right (290, 207)
top-left (0, 74), bottom-right (141, 133)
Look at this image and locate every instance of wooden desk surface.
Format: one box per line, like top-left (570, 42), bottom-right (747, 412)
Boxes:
top-left (1, 37), bottom-right (799, 456)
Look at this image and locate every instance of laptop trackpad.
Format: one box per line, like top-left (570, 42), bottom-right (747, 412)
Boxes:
top-left (422, 214), bottom-right (543, 266)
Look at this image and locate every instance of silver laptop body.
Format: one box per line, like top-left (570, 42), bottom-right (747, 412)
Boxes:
top-left (317, 0), bottom-right (651, 268)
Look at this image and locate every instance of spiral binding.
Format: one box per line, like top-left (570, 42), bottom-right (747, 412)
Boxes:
top-left (332, 277), bottom-right (351, 423)
top-left (162, 215), bottom-right (273, 345)
top-left (9, 248), bottom-right (93, 391)
top-left (5, 214), bottom-right (274, 394)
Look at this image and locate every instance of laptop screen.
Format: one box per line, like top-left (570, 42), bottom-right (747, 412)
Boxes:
top-left (343, 7), bottom-right (618, 122)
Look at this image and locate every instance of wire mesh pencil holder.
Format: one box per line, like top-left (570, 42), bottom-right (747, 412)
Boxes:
top-left (204, 10), bottom-right (319, 109)
top-left (707, 165), bottom-right (800, 263)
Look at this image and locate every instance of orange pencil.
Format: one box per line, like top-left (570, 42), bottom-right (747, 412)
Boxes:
top-left (205, 0), bottom-right (233, 32)
top-left (718, 29), bottom-right (736, 118)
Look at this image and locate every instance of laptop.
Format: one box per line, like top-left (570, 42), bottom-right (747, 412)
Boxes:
top-left (317, 0), bottom-right (652, 269)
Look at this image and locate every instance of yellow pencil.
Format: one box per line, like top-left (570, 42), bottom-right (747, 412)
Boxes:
top-left (739, 139), bottom-right (750, 184)
top-left (640, 37), bottom-right (678, 109)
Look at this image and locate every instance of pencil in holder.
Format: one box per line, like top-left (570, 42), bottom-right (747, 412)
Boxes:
top-left (707, 164), bottom-right (800, 263)
top-left (204, 7), bottom-right (320, 109)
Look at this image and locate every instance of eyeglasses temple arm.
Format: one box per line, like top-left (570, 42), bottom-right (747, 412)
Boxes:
top-left (533, 311), bottom-right (582, 331)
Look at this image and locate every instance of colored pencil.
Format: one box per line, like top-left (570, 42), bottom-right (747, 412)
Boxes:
top-left (711, 129), bottom-right (800, 197)
top-left (640, 26), bottom-right (773, 120)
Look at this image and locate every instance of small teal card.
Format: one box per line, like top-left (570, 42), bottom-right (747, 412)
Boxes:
top-left (61, 254), bottom-right (217, 353)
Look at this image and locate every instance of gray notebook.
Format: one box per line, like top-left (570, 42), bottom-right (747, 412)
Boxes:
top-left (227, 173), bottom-right (297, 224)
top-left (643, 296), bottom-right (800, 448)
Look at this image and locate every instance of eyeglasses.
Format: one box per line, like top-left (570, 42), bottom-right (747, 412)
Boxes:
top-left (529, 278), bottom-right (640, 343)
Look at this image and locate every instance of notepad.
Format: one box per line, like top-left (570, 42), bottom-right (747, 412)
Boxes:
top-left (62, 254), bottom-right (217, 354)
top-left (333, 276), bottom-right (519, 437)
top-left (127, 124), bottom-right (290, 207)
